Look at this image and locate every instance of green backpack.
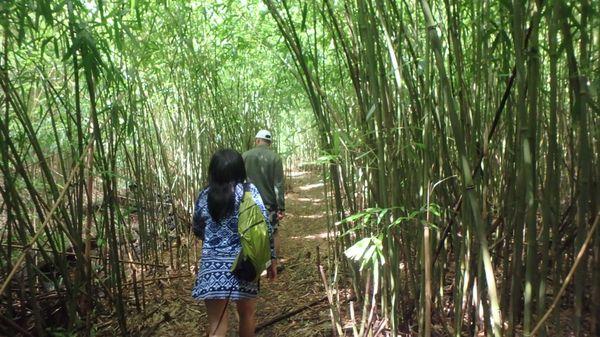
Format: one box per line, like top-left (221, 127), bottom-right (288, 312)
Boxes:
top-left (231, 187), bottom-right (272, 282)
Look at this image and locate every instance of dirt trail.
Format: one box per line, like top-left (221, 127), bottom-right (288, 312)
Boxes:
top-left (123, 171), bottom-right (333, 337)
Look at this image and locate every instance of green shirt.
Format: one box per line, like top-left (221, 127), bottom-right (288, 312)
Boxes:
top-left (242, 144), bottom-right (285, 211)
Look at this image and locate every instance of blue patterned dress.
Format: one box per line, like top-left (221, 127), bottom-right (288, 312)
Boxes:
top-left (191, 183), bottom-right (274, 300)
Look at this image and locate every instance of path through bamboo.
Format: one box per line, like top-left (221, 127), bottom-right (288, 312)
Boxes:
top-left (104, 172), bottom-right (334, 337)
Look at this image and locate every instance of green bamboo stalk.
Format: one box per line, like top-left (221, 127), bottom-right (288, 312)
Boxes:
top-left (537, 3), bottom-right (559, 336)
top-left (418, 1), bottom-right (502, 335)
top-left (523, 2), bottom-right (542, 335)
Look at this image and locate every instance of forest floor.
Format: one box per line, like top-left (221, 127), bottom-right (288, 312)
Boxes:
top-left (114, 171), bottom-right (335, 337)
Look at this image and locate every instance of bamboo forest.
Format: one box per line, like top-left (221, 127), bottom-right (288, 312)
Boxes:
top-left (0, 0), bottom-right (598, 336)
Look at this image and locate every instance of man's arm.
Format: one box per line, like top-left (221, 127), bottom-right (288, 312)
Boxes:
top-left (192, 194), bottom-right (206, 240)
top-left (274, 155), bottom-right (285, 212)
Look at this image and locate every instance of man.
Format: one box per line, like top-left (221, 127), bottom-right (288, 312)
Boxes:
top-left (243, 130), bottom-right (285, 267)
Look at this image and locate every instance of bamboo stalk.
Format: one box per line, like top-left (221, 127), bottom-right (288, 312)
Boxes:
top-left (0, 138), bottom-right (93, 297)
top-left (531, 213), bottom-right (600, 336)
top-left (0, 244), bottom-right (168, 268)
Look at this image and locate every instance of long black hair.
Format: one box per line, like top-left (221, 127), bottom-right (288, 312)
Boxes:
top-left (207, 149), bottom-right (246, 221)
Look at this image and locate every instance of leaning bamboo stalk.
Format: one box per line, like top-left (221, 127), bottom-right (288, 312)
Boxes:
top-left (316, 246), bottom-right (344, 336)
top-left (0, 313), bottom-right (34, 337)
top-left (0, 244), bottom-right (169, 268)
top-left (121, 274), bottom-right (190, 287)
top-left (0, 137), bottom-right (93, 297)
top-left (531, 213), bottom-right (600, 336)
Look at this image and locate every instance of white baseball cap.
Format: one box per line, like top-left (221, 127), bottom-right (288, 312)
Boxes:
top-left (255, 129), bottom-right (272, 141)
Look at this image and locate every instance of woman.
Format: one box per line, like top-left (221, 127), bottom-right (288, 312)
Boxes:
top-left (192, 149), bottom-right (277, 337)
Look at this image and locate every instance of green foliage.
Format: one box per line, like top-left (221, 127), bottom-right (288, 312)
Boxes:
top-left (344, 235), bottom-right (385, 273)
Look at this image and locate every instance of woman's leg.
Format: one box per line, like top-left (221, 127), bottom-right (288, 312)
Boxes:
top-left (205, 299), bottom-right (229, 337)
top-left (236, 299), bottom-right (257, 337)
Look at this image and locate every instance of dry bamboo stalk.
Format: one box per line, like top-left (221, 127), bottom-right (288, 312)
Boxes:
top-left (316, 246), bottom-right (344, 336)
top-left (0, 137), bottom-right (93, 297)
top-left (121, 274), bottom-right (190, 287)
top-left (531, 212), bottom-right (600, 336)
top-left (0, 244), bottom-right (169, 268)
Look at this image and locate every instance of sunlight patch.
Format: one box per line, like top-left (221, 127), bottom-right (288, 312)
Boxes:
top-left (289, 171), bottom-right (308, 177)
top-left (298, 213), bottom-right (325, 219)
top-left (291, 230), bottom-right (336, 240)
top-left (299, 182), bottom-right (324, 191)
top-left (297, 197), bottom-right (323, 203)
